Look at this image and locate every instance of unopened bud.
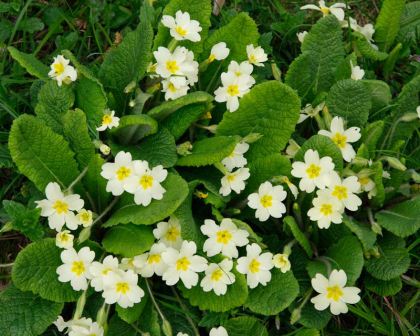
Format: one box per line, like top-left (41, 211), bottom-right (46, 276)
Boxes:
top-left (162, 319), bottom-right (172, 336)
top-left (242, 133), bottom-right (263, 143)
top-left (177, 141), bottom-right (192, 156)
top-left (400, 113), bottom-right (418, 122)
top-left (384, 156), bottom-right (406, 171)
top-left (271, 63), bottom-right (282, 81)
top-left (100, 144), bottom-right (111, 156)
top-left (124, 81), bottom-right (137, 94)
top-left (290, 308), bottom-right (301, 325)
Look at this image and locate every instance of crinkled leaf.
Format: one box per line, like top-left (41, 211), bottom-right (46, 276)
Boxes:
top-left (177, 136), bottom-right (240, 167)
top-left (295, 135), bottom-right (343, 172)
top-left (217, 81), bottom-right (300, 161)
top-left (342, 215), bottom-right (376, 252)
top-left (8, 46), bottom-right (50, 80)
top-left (296, 329), bottom-right (320, 336)
top-left (362, 80), bottom-right (392, 113)
top-left (284, 216), bottom-right (312, 257)
top-left (365, 274), bottom-right (402, 296)
top-left (375, 0), bottom-right (406, 51)
top-left (361, 120), bottom-right (385, 154)
top-left (326, 79), bottom-right (372, 127)
top-left (299, 304), bottom-right (331, 329)
top-left (9, 115), bottom-right (80, 191)
top-left (397, 1), bottom-right (420, 43)
top-left (353, 33), bottom-right (388, 60)
top-left (245, 269), bottom-right (299, 315)
top-left (99, 21), bottom-right (153, 92)
top-left (103, 224), bottom-right (155, 257)
top-left (12, 238), bottom-right (80, 302)
top-left (0, 285), bottom-right (63, 336)
top-left (111, 115), bottom-right (158, 145)
top-left (104, 173), bottom-right (189, 227)
top-left (223, 316), bottom-right (268, 336)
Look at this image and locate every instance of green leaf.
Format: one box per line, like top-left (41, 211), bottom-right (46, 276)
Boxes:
top-left (110, 115), bottom-right (158, 145)
top-left (353, 33), bottom-right (388, 61)
top-left (8, 46), bottom-right (49, 80)
top-left (362, 80), bottom-right (392, 113)
top-left (179, 268), bottom-right (248, 312)
top-left (284, 216), bottom-right (313, 257)
top-left (371, 161), bottom-right (385, 208)
top-left (63, 109), bottom-right (95, 170)
top-left (296, 329), bottom-right (320, 336)
top-left (295, 135), bottom-right (343, 172)
top-left (147, 91), bottom-right (213, 121)
top-left (177, 136), bottom-right (240, 167)
top-left (12, 238), bottom-right (80, 302)
top-left (326, 79), bottom-right (372, 127)
top-left (342, 215), bottom-right (376, 252)
top-left (99, 21), bottom-right (153, 92)
top-left (116, 285), bottom-right (149, 323)
top-left (246, 154), bottom-right (291, 194)
top-left (376, 197), bottom-right (420, 237)
top-left (34, 81), bottom-right (75, 134)
top-left (245, 269), bottom-right (299, 316)
top-left (2, 200), bottom-right (43, 241)
top-left (223, 316), bottom-right (268, 336)
top-left (361, 120), bottom-right (385, 154)
top-left (9, 115), bottom-right (80, 191)
top-left (286, 15), bottom-right (344, 97)
top-left (375, 0), bottom-right (406, 51)
top-left (365, 237), bottom-right (410, 281)
top-left (397, 1), bottom-right (420, 43)
top-left (365, 275), bottom-right (402, 296)
top-left (217, 81), bottom-right (300, 160)
top-left (162, 103), bottom-right (208, 141)
top-left (202, 12), bottom-right (259, 63)
top-left (103, 224), bottom-right (155, 257)
top-left (104, 173), bottom-right (189, 227)
top-left (153, 0), bottom-right (212, 55)
top-left (299, 304), bottom-right (331, 329)
top-left (0, 285), bottom-right (63, 336)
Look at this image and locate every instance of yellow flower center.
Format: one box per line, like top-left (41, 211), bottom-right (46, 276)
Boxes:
top-left (208, 54), bottom-right (216, 62)
top-left (175, 26), bottom-right (187, 36)
top-left (148, 254), bottom-right (161, 264)
top-left (58, 232), bottom-right (70, 242)
top-left (306, 164), bottom-right (321, 179)
top-left (116, 282), bottom-right (130, 294)
top-left (275, 255), bottom-right (287, 267)
top-left (196, 191), bottom-right (208, 199)
top-left (358, 176), bottom-right (369, 186)
top-left (260, 194), bottom-right (273, 208)
top-left (139, 174), bottom-right (154, 189)
top-left (102, 114), bottom-right (113, 125)
top-left (165, 226), bottom-right (180, 241)
top-left (167, 82), bottom-right (177, 92)
top-left (53, 62), bottom-right (65, 75)
top-left (216, 230), bottom-right (232, 244)
top-left (249, 54), bottom-right (257, 63)
top-left (320, 203), bottom-right (333, 216)
top-left (176, 257), bottom-right (190, 271)
top-left (116, 166), bottom-right (131, 181)
top-left (235, 71), bottom-right (242, 76)
top-left (226, 174), bottom-right (236, 182)
top-left (166, 60), bottom-right (180, 74)
top-left (148, 63), bottom-right (157, 73)
top-left (211, 269), bottom-right (223, 281)
top-left (53, 200), bottom-right (69, 214)
top-left (320, 6), bottom-right (330, 15)
top-left (102, 268), bottom-right (111, 275)
top-left (79, 211), bottom-right (91, 223)
top-left (227, 84), bottom-right (239, 97)
top-left (332, 185), bottom-right (348, 200)
top-left (331, 132), bottom-right (347, 149)
top-left (326, 285), bottom-right (343, 301)
top-left (71, 261), bottom-right (85, 276)
top-left (249, 259), bottom-right (261, 273)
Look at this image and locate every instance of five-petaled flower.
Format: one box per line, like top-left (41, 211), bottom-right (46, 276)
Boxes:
top-left (247, 181), bottom-right (287, 221)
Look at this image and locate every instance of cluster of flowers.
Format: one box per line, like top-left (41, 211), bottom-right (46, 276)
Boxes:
top-left (54, 316), bottom-right (103, 336)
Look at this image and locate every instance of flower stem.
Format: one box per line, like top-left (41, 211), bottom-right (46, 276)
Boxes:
top-left (171, 287), bottom-right (200, 336)
top-left (0, 262), bottom-right (14, 268)
top-left (92, 197), bottom-right (120, 226)
top-left (145, 280), bottom-right (172, 336)
top-left (65, 166), bottom-right (89, 193)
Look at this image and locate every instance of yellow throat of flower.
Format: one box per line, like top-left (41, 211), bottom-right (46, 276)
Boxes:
top-left (249, 259), bottom-right (261, 273)
top-left (53, 62), bottom-right (65, 75)
top-left (116, 282), bottom-right (130, 294)
top-left (320, 203), bottom-right (333, 216)
top-left (166, 60), bottom-right (180, 74)
top-left (139, 174), bottom-right (154, 190)
top-left (165, 226), bottom-right (180, 241)
top-left (260, 194), bottom-right (273, 208)
top-left (102, 114), bottom-right (113, 125)
top-left (53, 200), bottom-right (69, 214)
top-left (176, 257), bottom-right (190, 271)
top-left (211, 269), bottom-right (223, 281)
top-left (71, 261), bottom-right (85, 276)
top-left (306, 164), bottom-right (321, 179)
top-left (227, 84), bottom-right (239, 97)
top-left (175, 26), bottom-right (187, 36)
top-left (332, 185), bottom-right (348, 200)
top-left (116, 166), bottom-right (131, 181)
top-left (326, 285), bottom-right (343, 301)
top-left (148, 254), bottom-right (161, 264)
top-left (332, 132), bottom-right (347, 149)
top-left (320, 6), bottom-right (330, 15)
top-left (216, 230), bottom-right (232, 244)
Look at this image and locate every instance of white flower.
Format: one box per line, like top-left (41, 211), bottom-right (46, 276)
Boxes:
top-left (221, 142), bottom-right (249, 171)
top-left (282, 176), bottom-right (299, 199)
top-left (328, 172), bottom-right (362, 211)
top-left (161, 10), bottom-right (202, 42)
top-left (120, 257), bottom-right (138, 272)
top-left (102, 269), bottom-right (144, 308)
top-left (153, 217), bottom-right (183, 249)
top-left (272, 253), bottom-right (291, 273)
top-left (201, 218), bottom-right (249, 258)
top-left (319, 116), bottom-right (361, 162)
top-left (154, 46), bottom-right (199, 84)
top-left (350, 61), bottom-right (365, 80)
top-left (209, 42), bottom-right (230, 62)
top-left (56, 230), bottom-right (74, 249)
top-left (99, 144), bottom-right (111, 155)
top-left (247, 182), bottom-right (287, 222)
top-left (301, 1), bottom-right (348, 21)
top-left (36, 182), bottom-right (84, 232)
top-left (285, 139), bottom-right (300, 158)
top-left (162, 76), bottom-right (190, 100)
top-left (100, 151), bottom-right (134, 196)
top-left (56, 247), bottom-right (95, 291)
top-left (291, 149), bottom-right (335, 193)
top-left (54, 317), bottom-right (104, 336)
top-left (219, 167), bottom-right (250, 196)
top-left (96, 110), bottom-right (120, 131)
top-left (311, 269), bottom-right (361, 315)
top-left (343, 17), bottom-right (376, 45)
top-left (227, 60), bottom-right (254, 79)
top-left (200, 259), bottom-right (236, 296)
top-left (210, 326), bottom-right (229, 336)
top-left (48, 55), bottom-right (77, 86)
top-left (133, 242), bottom-right (168, 277)
top-left (214, 71), bottom-right (253, 112)
top-left (357, 170), bottom-right (376, 198)
top-left (89, 255), bottom-right (119, 292)
top-left (125, 160), bottom-right (167, 206)
top-left (298, 102), bottom-right (325, 123)
top-left (297, 31), bottom-right (308, 43)
top-left (246, 44), bottom-right (268, 67)
top-left (76, 209), bottom-right (93, 227)
top-left (177, 333), bottom-right (189, 336)
top-left (417, 106), bottom-right (420, 119)
top-left (308, 189), bottom-right (343, 229)
top-left (237, 243), bottom-right (274, 289)
top-left (161, 241), bottom-right (208, 289)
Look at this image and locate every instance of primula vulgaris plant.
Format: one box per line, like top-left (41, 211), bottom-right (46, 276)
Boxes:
top-left (1, 0), bottom-right (419, 335)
